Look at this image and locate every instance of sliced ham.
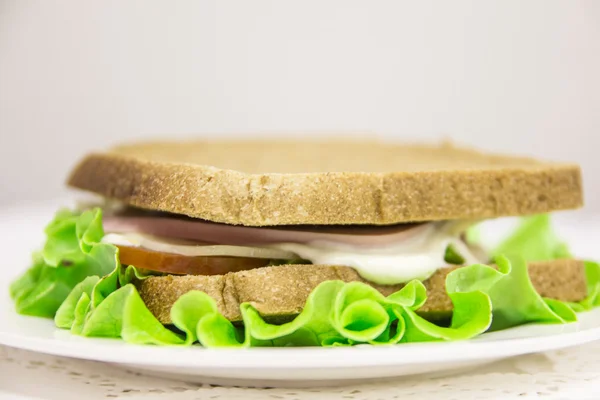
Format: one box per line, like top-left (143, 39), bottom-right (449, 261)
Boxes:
top-left (102, 216), bottom-right (430, 248)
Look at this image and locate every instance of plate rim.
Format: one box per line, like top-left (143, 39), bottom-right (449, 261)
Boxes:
top-left (2, 308), bottom-right (600, 369)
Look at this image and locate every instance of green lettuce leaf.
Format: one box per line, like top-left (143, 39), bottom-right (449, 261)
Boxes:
top-left (481, 214), bottom-right (598, 316)
top-left (55, 264), bottom-right (184, 344)
top-left (10, 209), bottom-right (117, 318)
top-left (447, 255), bottom-right (576, 331)
top-left (492, 214), bottom-right (572, 261)
top-left (54, 275), bottom-right (99, 329)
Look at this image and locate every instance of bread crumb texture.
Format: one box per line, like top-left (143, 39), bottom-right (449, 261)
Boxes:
top-left (68, 139), bottom-right (583, 226)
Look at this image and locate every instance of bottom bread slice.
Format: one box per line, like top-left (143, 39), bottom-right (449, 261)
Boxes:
top-left (136, 259), bottom-right (587, 324)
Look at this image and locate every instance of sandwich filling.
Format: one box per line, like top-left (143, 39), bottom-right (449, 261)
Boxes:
top-left (101, 214), bottom-right (481, 284)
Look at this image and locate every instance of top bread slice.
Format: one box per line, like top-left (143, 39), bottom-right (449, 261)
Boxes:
top-left (68, 139), bottom-right (583, 226)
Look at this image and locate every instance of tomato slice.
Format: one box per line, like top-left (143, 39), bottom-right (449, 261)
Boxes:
top-left (116, 245), bottom-right (271, 275)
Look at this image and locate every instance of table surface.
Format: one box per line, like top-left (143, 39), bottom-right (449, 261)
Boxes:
top-left (2, 340), bottom-right (600, 400)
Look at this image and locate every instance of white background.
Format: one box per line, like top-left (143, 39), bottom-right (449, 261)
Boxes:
top-left (1, 1), bottom-right (599, 210)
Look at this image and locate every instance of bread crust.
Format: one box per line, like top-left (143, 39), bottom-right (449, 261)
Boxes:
top-left (136, 259), bottom-right (587, 324)
top-left (67, 140), bottom-right (583, 226)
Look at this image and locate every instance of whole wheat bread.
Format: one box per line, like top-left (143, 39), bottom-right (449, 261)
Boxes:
top-left (136, 259), bottom-right (587, 324)
top-left (68, 140), bottom-right (583, 226)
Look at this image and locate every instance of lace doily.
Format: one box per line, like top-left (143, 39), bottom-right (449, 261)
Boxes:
top-left (2, 341), bottom-right (600, 400)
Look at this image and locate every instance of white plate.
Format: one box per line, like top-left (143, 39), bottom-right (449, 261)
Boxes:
top-left (1, 203), bottom-right (600, 387)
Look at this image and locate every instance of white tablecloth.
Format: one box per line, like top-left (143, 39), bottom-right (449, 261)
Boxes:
top-left (2, 341), bottom-right (600, 400)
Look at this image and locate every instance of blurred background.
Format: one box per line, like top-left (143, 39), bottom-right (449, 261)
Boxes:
top-left (0, 1), bottom-right (598, 210)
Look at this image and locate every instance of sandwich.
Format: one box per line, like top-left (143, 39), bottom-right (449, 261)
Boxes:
top-left (10, 139), bottom-right (599, 347)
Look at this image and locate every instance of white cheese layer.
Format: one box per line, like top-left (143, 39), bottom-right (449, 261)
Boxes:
top-left (269, 222), bottom-right (480, 284)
